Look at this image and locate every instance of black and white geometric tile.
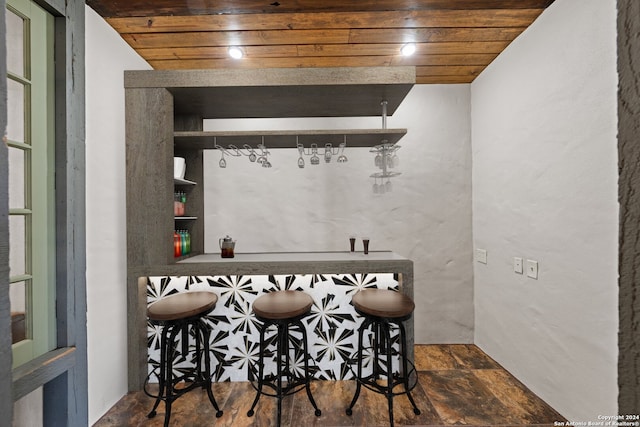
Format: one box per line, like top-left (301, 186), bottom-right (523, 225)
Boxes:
top-left (146, 273), bottom-right (399, 382)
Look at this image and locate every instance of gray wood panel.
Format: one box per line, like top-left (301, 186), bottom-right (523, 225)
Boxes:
top-left (12, 348), bottom-right (76, 400)
top-left (127, 276), bottom-right (151, 391)
top-left (124, 67), bottom-right (415, 118)
top-left (46, 2), bottom-right (89, 424)
top-left (174, 129), bottom-right (407, 149)
top-left (126, 88), bottom-right (175, 267)
top-left (618, 0), bottom-right (640, 413)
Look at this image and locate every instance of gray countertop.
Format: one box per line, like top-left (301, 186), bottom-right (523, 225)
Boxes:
top-left (178, 250), bottom-right (408, 263)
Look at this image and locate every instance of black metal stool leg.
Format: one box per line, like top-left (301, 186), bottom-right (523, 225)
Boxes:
top-left (247, 321), bottom-right (268, 417)
top-left (381, 320), bottom-right (395, 427)
top-left (147, 323), bottom-right (171, 419)
top-left (399, 322), bottom-right (420, 415)
top-left (276, 322), bottom-right (284, 427)
top-left (199, 320), bottom-right (223, 418)
top-left (346, 316), bottom-right (370, 416)
top-left (162, 324), bottom-right (182, 427)
top-left (374, 320), bottom-right (381, 379)
top-left (297, 320), bottom-right (321, 417)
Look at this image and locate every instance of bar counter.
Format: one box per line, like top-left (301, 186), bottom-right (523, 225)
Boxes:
top-left (128, 251), bottom-right (414, 389)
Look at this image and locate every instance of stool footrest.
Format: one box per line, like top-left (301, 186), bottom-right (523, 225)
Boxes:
top-left (248, 377), bottom-right (310, 398)
top-left (355, 364), bottom-right (419, 397)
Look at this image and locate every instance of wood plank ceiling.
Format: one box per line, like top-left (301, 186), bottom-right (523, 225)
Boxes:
top-left (86, 0), bottom-right (555, 84)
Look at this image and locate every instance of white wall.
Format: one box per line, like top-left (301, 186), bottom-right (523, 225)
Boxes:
top-left (85, 6), bottom-right (151, 424)
top-left (203, 84), bottom-right (474, 343)
top-left (471, 0), bottom-right (618, 419)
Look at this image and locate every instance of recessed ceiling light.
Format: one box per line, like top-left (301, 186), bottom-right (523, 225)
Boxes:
top-left (228, 46), bottom-right (244, 59)
top-left (401, 43), bottom-right (416, 56)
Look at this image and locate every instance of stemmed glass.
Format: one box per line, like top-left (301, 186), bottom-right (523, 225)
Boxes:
top-left (310, 144), bottom-right (320, 165)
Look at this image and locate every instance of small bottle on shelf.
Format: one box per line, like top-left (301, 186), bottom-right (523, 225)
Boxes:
top-left (174, 230), bottom-right (181, 257)
top-left (180, 229), bottom-right (188, 255)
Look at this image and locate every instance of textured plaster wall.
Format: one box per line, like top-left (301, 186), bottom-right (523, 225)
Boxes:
top-left (203, 84), bottom-right (475, 343)
top-left (471, 0), bottom-right (618, 419)
top-left (85, 6), bottom-right (152, 424)
top-left (617, 0), bottom-right (640, 413)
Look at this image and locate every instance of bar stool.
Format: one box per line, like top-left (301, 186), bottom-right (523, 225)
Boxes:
top-left (247, 290), bottom-right (322, 426)
top-left (346, 288), bottom-right (420, 426)
top-left (145, 291), bottom-right (223, 427)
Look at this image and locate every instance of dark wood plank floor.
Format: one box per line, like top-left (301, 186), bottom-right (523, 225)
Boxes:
top-left (93, 344), bottom-right (566, 426)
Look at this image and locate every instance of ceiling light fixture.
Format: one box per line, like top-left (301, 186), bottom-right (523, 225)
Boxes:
top-left (228, 46), bottom-right (244, 59)
top-left (400, 43), bottom-right (416, 56)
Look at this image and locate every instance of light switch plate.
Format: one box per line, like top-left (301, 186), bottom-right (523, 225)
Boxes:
top-left (526, 259), bottom-right (538, 279)
top-left (476, 248), bottom-right (487, 264)
top-left (514, 257), bottom-right (523, 274)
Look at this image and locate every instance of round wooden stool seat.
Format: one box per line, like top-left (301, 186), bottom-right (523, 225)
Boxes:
top-left (252, 290), bottom-right (313, 320)
top-left (147, 291), bottom-right (218, 322)
top-left (351, 289), bottom-right (415, 319)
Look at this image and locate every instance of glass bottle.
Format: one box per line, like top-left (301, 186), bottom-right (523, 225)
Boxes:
top-left (174, 230), bottom-right (181, 257)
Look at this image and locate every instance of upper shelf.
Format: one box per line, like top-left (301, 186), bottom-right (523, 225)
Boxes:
top-left (174, 129), bottom-right (407, 150)
top-left (124, 67), bottom-right (415, 119)
top-left (173, 177), bottom-right (197, 186)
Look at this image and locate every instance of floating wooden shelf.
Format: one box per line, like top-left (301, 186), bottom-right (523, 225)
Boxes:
top-left (173, 177), bottom-right (197, 186)
top-left (174, 129), bottom-right (406, 150)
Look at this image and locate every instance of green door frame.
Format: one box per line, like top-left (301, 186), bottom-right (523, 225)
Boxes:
top-left (7, 0), bottom-right (57, 369)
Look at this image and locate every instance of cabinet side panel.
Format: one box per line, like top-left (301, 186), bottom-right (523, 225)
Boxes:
top-left (125, 88), bottom-right (174, 267)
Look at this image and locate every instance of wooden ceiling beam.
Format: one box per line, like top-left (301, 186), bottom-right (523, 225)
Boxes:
top-left (87, 0), bottom-right (555, 18)
top-left (123, 29), bottom-right (351, 49)
top-left (416, 65), bottom-right (485, 77)
top-left (137, 42), bottom-right (509, 61)
top-left (348, 27), bottom-right (525, 43)
top-left (106, 9), bottom-right (544, 34)
top-left (416, 75), bottom-right (476, 84)
top-left (147, 57), bottom-right (491, 72)
top-left (148, 56), bottom-right (395, 70)
top-left (122, 27), bottom-right (524, 50)
top-left (391, 53), bottom-right (499, 66)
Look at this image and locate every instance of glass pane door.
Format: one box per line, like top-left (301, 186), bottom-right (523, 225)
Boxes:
top-left (6, 0), bottom-right (56, 367)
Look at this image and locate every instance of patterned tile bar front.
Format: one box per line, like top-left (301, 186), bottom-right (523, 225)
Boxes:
top-left (147, 273), bottom-right (399, 382)
top-left (136, 251), bottom-right (414, 385)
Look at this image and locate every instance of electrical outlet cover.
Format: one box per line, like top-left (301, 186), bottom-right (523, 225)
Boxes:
top-left (476, 249), bottom-right (487, 264)
top-left (526, 259), bottom-right (538, 279)
top-left (514, 257), bottom-right (523, 274)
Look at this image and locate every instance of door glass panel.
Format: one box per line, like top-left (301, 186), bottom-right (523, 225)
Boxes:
top-left (9, 215), bottom-right (27, 277)
top-left (10, 281), bottom-right (29, 344)
top-left (6, 8), bottom-right (25, 77)
top-left (7, 78), bottom-right (25, 143)
top-left (8, 146), bottom-right (26, 209)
